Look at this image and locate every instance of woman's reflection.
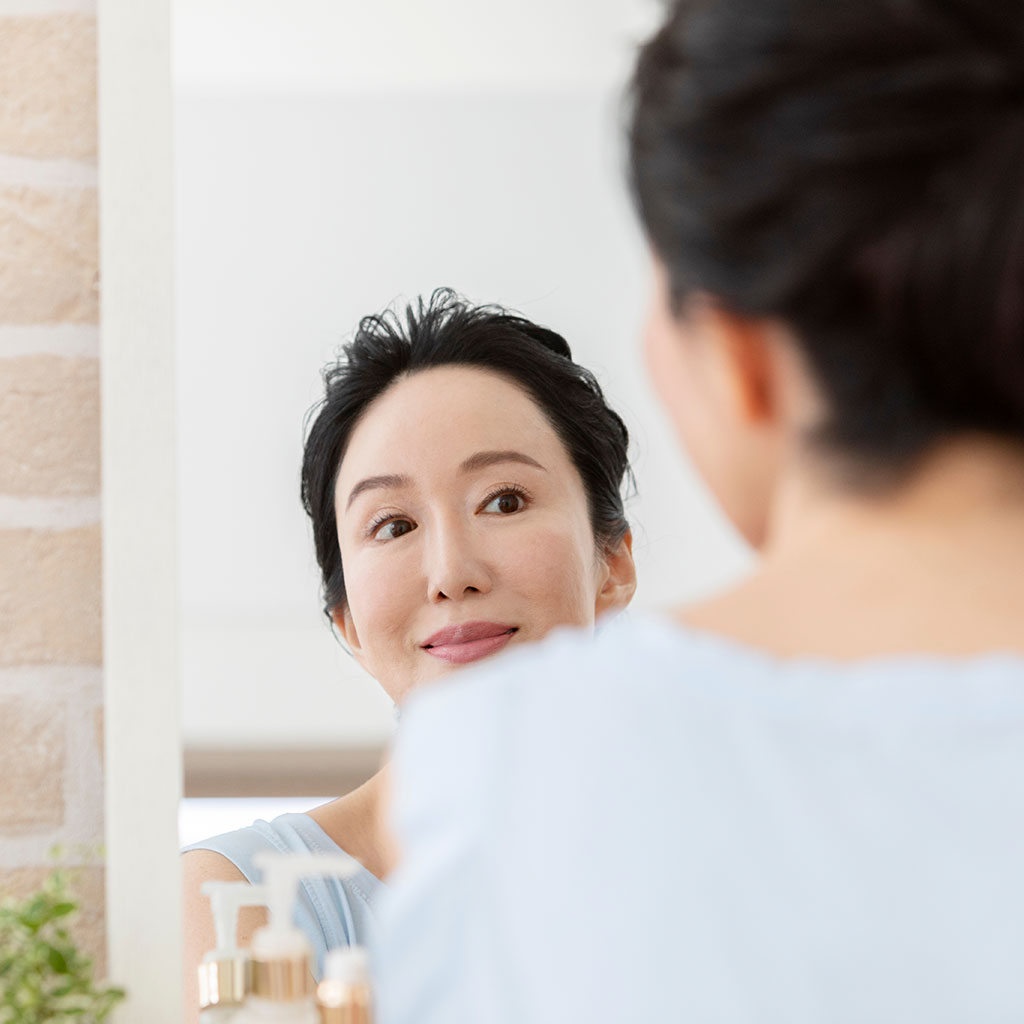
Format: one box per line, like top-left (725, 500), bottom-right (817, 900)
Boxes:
top-left (180, 289), bottom-right (636, 1006)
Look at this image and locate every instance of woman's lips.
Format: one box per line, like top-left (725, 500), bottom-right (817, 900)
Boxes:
top-left (421, 621), bottom-right (518, 665)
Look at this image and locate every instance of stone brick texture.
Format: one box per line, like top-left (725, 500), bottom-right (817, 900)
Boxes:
top-left (0, 696), bottom-right (65, 832)
top-left (0, 187), bottom-right (99, 324)
top-left (0, 356), bottom-right (100, 496)
top-left (0, 14), bottom-right (97, 161)
top-left (0, 8), bottom-right (104, 977)
top-left (0, 526), bottom-right (102, 666)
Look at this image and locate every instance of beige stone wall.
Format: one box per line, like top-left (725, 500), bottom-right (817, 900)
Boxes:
top-left (0, 5), bottom-right (105, 972)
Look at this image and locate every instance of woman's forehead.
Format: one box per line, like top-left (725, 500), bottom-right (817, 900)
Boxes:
top-left (336, 365), bottom-right (570, 491)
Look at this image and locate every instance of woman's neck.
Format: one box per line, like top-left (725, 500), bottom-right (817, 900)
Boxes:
top-left (307, 764), bottom-right (399, 881)
top-left (681, 435), bottom-right (1024, 658)
top-left (770, 435), bottom-right (1024, 553)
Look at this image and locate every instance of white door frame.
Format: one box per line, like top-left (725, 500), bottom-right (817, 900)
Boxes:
top-left (99, 0), bottom-right (183, 1018)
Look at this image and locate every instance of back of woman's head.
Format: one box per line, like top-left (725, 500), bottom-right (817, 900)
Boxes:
top-left (630, 0), bottom-right (1024, 470)
top-left (302, 289), bottom-right (632, 618)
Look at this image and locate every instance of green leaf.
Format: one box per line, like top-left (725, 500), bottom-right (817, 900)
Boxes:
top-left (47, 947), bottom-right (70, 974)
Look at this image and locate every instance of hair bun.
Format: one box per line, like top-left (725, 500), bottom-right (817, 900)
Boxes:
top-left (630, 0), bottom-right (1024, 471)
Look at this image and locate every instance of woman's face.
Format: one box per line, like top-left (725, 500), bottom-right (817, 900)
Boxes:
top-left (333, 365), bottom-right (635, 703)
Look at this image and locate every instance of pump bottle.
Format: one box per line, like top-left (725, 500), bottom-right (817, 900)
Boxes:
top-left (198, 880), bottom-right (270, 1022)
top-left (232, 852), bottom-right (364, 1024)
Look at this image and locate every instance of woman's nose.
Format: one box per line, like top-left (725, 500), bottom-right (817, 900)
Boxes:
top-left (424, 525), bottom-right (493, 602)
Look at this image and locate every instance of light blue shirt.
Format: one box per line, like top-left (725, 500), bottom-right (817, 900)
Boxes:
top-left (375, 614), bottom-right (1024, 1023)
top-left (183, 812), bottom-right (383, 978)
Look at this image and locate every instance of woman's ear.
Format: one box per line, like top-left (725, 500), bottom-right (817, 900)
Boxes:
top-left (330, 604), bottom-right (368, 669)
top-left (595, 529), bottom-right (637, 619)
top-left (706, 303), bottom-right (779, 427)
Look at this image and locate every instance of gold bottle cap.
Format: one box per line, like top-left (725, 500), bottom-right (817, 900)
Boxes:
top-left (198, 955), bottom-right (250, 1009)
top-left (251, 953), bottom-right (314, 1002)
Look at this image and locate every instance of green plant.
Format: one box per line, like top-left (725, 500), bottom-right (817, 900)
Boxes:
top-left (0, 866), bottom-right (125, 1024)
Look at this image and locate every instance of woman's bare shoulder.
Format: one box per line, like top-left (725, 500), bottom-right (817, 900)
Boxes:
top-left (182, 846), bottom-right (247, 882)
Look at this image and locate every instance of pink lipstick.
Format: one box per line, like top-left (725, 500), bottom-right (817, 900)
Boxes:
top-left (421, 621), bottom-right (518, 665)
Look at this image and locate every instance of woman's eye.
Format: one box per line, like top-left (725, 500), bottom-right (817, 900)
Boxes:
top-left (375, 518), bottom-right (415, 540)
top-left (484, 491), bottom-right (525, 515)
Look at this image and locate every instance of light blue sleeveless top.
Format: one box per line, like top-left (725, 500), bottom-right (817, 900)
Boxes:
top-left (183, 812), bottom-right (383, 978)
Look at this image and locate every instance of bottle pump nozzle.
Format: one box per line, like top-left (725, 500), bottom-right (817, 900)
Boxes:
top-left (253, 851), bottom-right (362, 935)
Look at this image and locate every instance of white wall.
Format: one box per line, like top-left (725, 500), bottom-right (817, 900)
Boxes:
top-left (174, 0), bottom-right (662, 93)
top-left (174, 0), bottom-right (751, 751)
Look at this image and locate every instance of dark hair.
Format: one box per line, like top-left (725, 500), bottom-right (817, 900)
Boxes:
top-left (301, 289), bottom-right (632, 618)
top-left (630, 0), bottom-right (1024, 473)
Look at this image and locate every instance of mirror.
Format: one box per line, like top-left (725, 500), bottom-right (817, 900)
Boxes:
top-left (170, 0), bottom-right (750, 931)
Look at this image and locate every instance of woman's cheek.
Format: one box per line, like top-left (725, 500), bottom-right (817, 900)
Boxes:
top-left (346, 554), bottom-right (412, 651)
top-left (505, 525), bottom-right (594, 622)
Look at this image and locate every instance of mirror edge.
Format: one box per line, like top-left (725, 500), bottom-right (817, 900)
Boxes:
top-left (99, 0), bottom-right (184, 1018)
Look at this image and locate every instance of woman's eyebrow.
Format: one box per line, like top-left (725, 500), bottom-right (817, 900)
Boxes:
top-left (346, 453), bottom-right (544, 510)
top-left (346, 473), bottom-right (411, 510)
top-left (460, 450), bottom-right (547, 474)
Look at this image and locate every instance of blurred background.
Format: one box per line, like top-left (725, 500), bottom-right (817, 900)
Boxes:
top-left (173, 0), bottom-right (751, 841)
